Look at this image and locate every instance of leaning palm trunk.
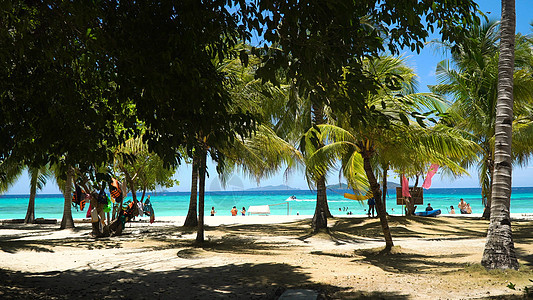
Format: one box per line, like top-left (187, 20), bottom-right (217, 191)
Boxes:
top-left (382, 165), bottom-right (388, 212)
top-left (184, 154), bottom-right (199, 227)
top-left (24, 169), bottom-right (38, 224)
top-left (196, 150), bottom-right (207, 243)
top-left (362, 150), bottom-right (393, 252)
top-left (481, 0), bottom-right (519, 270)
top-left (60, 166), bottom-right (75, 229)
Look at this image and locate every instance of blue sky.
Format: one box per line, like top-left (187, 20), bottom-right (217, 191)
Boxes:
top-left (6, 1), bottom-right (533, 194)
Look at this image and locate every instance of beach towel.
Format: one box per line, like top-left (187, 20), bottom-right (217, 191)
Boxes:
top-left (97, 188), bottom-right (108, 204)
top-left (86, 204), bottom-right (92, 218)
top-left (422, 164), bottom-right (439, 189)
top-left (72, 185), bottom-right (86, 211)
top-left (90, 208), bottom-right (99, 223)
top-left (137, 201), bottom-right (144, 217)
top-left (103, 197), bottom-right (113, 213)
top-left (110, 178), bottom-right (122, 203)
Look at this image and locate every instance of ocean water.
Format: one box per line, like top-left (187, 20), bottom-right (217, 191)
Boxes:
top-left (1, 187), bottom-right (533, 220)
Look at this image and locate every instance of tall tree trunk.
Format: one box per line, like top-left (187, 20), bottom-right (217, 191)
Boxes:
top-left (123, 169), bottom-right (137, 205)
top-left (362, 149), bottom-right (393, 252)
top-left (129, 180), bottom-right (137, 204)
top-left (312, 175), bottom-right (328, 232)
top-left (196, 150), bottom-right (207, 243)
top-left (60, 166), bottom-right (75, 229)
top-left (184, 153), bottom-right (199, 227)
top-left (482, 158), bottom-right (494, 219)
top-left (311, 103), bottom-right (332, 230)
top-left (140, 188), bottom-right (146, 203)
top-left (24, 169), bottom-right (38, 224)
top-left (382, 165), bottom-right (388, 213)
top-left (482, 0), bottom-right (519, 270)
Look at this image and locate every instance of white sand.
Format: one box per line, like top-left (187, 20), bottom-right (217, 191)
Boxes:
top-left (1, 214), bottom-right (532, 299)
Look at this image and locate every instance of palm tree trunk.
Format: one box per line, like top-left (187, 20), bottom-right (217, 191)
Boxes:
top-left (382, 165), bottom-right (388, 213)
top-left (362, 150), bottom-right (393, 252)
top-left (196, 149), bottom-right (207, 243)
top-left (481, 0), bottom-right (519, 270)
top-left (311, 103), bottom-right (332, 230)
top-left (184, 153), bottom-right (199, 227)
top-left (482, 158), bottom-right (495, 219)
top-left (123, 169), bottom-right (137, 205)
top-left (24, 169), bottom-right (38, 224)
top-left (60, 166), bottom-right (75, 229)
top-left (312, 175), bottom-right (328, 232)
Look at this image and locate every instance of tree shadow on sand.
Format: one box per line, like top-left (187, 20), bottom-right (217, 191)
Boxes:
top-left (353, 247), bottom-right (469, 274)
top-left (0, 263), bottom-right (345, 299)
top-left (0, 263), bottom-right (417, 300)
top-left (330, 216), bottom-right (489, 241)
top-left (212, 219), bottom-right (313, 237)
top-left (514, 248), bottom-right (533, 267)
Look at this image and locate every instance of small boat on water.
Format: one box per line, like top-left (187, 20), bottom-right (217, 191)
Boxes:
top-left (286, 195), bottom-right (297, 201)
top-left (415, 209), bottom-right (441, 217)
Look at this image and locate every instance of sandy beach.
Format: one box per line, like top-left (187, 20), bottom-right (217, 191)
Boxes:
top-left (1, 214), bottom-right (533, 299)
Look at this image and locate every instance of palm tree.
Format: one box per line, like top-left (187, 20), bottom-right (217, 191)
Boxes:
top-left (0, 159), bottom-right (53, 224)
top-left (112, 136), bottom-right (177, 204)
top-left (0, 157), bottom-right (23, 194)
top-left (24, 165), bottom-right (52, 224)
top-left (183, 153), bottom-right (199, 228)
top-left (431, 19), bottom-right (533, 218)
top-left (308, 56), bottom-right (478, 251)
top-left (481, 0), bottom-right (519, 270)
top-left (217, 46), bottom-right (336, 232)
top-left (195, 145), bottom-right (208, 243)
top-left (59, 165), bottom-right (75, 229)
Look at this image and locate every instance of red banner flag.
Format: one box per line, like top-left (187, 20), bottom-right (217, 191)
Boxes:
top-left (422, 164), bottom-right (439, 189)
top-left (401, 175), bottom-right (411, 198)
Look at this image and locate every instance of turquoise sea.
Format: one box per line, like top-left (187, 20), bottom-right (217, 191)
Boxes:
top-left (1, 187), bottom-right (533, 220)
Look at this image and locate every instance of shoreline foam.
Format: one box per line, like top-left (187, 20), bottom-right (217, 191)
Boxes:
top-left (4, 212), bottom-right (533, 228)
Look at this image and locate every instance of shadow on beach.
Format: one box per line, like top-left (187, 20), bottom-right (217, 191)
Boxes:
top-left (0, 264), bottom-right (416, 300)
top-left (2, 216), bottom-right (533, 299)
top-left (0, 263), bottom-right (408, 299)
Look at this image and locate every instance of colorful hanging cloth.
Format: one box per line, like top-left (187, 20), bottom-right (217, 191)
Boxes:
top-left (422, 164), bottom-right (439, 189)
top-left (401, 175), bottom-right (412, 198)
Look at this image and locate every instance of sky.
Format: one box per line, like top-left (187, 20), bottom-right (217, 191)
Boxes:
top-left (5, 1), bottom-right (533, 194)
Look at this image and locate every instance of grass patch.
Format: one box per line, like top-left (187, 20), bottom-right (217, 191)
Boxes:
top-left (354, 245), bottom-right (404, 257)
top-left (462, 263), bottom-right (533, 279)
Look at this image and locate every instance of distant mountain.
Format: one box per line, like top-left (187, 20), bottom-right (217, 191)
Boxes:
top-left (327, 182), bottom-right (401, 190)
top-left (386, 182), bottom-right (401, 189)
top-left (326, 183), bottom-right (351, 190)
top-left (245, 185), bottom-right (300, 191)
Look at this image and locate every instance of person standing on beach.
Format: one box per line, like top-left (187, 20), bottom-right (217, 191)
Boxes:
top-left (241, 207), bottom-right (246, 216)
top-left (458, 198), bottom-right (467, 214)
top-left (367, 197), bottom-right (376, 217)
top-left (466, 203), bottom-right (472, 214)
top-left (450, 206), bottom-right (456, 214)
top-left (231, 206), bottom-right (238, 216)
top-left (211, 207), bottom-right (216, 216)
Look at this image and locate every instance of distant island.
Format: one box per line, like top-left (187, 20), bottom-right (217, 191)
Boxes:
top-left (327, 182), bottom-right (401, 190)
top-left (245, 185), bottom-right (300, 191)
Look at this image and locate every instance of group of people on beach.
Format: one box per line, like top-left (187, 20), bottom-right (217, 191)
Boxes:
top-left (448, 198), bottom-right (472, 214)
top-left (210, 206), bottom-right (246, 216)
top-left (338, 207), bottom-right (354, 216)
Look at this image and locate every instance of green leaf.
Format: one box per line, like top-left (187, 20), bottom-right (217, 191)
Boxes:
top-left (399, 113), bottom-right (409, 126)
